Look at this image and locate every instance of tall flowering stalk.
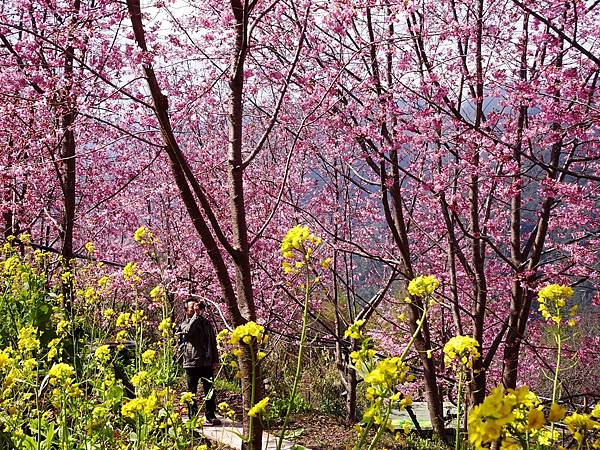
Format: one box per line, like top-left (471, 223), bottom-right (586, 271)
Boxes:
top-left (277, 225), bottom-right (323, 450)
top-left (537, 284), bottom-right (576, 435)
top-left (443, 335), bottom-right (480, 450)
top-left (349, 275), bottom-right (440, 450)
top-left (228, 322), bottom-right (268, 449)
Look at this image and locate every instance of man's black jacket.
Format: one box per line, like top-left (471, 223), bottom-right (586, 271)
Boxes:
top-left (180, 315), bottom-right (219, 369)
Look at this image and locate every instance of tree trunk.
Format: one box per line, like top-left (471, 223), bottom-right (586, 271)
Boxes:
top-left (58, 0), bottom-right (80, 309)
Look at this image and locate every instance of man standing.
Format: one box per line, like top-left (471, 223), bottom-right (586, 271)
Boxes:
top-left (179, 299), bottom-right (221, 425)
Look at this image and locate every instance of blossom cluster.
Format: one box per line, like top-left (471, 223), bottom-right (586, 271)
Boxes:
top-left (468, 385), bottom-right (600, 449)
top-left (537, 284), bottom-right (577, 326)
top-left (443, 335), bottom-right (480, 369)
top-left (281, 225), bottom-right (322, 274)
top-left (229, 321), bottom-right (266, 346)
top-left (407, 275), bottom-right (440, 298)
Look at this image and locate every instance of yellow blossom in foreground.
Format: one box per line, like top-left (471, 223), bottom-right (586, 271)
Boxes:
top-left (443, 335), bottom-right (480, 368)
top-left (468, 385), bottom-right (547, 450)
top-left (94, 345), bottom-right (111, 364)
top-left (528, 407), bottom-right (545, 430)
top-left (142, 349), bottom-right (157, 365)
top-left (116, 312), bottom-right (131, 328)
top-left (248, 396), bottom-right (270, 417)
top-left (280, 225), bottom-right (321, 260)
top-left (407, 275), bottom-right (440, 297)
top-left (149, 285), bottom-right (165, 301)
top-left (0, 348), bottom-right (11, 368)
top-left (131, 370), bottom-right (149, 387)
top-left (121, 393), bottom-right (158, 419)
top-left (158, 318), bottom-right (173, 337)
top-left (547, 402), bottom-right (567, 422)
top-left (134, 226), bottom-right (155, 245)
top-left (48, 362), bottom-right (76, 386)
top-left (180, 392), bottom-right (195, 405)
top-left (344, 319), bottom-right (365, 340)
top-left (537, 284), bottom-right (574, 326)
top-left (230, 321), bottom-right (265, 345)
top-left (17, 326), bottom-right (40, 353)
top-left (122, 262), bottom-right (139, 281)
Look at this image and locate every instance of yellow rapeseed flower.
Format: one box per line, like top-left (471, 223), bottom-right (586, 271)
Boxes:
top-left (158, 318), bottom-right (173, 337)
top-left (0, 348), bottom-right (11, 368)
top-left (248, 396), bottom-right (270, 417)
top-left (142, 349), bottom-right (157, 365)
top-left (133, 226), bottom-right (155, 245)
top-left (407, 275), bottom-right (440, 297)
top-left (527, 407), bottom-right (545, 430)
top-left (547, 403), bottom-right (567, 422)
top-left (94, 345), bottom-right (111, 364)
top-left (344, 319), bottom-right (365, 340)
top-left (180, 392), bottom-right (195, 405)
top-left (443, 335), bottom-right (480, 369)
top-left (230, 321), bottom-right (265, 346)
top-left (17, 326), bottom-right (40, 353)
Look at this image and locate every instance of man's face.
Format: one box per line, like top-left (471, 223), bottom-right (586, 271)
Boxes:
top-left (194, 303), bottom-right (204, 316)
top-left (186, 301), bottom-right (196, 317)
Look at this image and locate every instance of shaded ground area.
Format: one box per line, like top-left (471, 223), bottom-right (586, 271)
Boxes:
top-left (211, 390), bottom-right (451, 450)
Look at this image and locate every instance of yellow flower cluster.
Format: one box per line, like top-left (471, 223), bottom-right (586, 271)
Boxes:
top-left (179, 391), bottom-right (195, 405)
top-left (133, 226), bottom-right (155, 245)
top-left (563, 405), bottom-right (600, 446)
top-left (364, 357), bottom-right (413, 400)
top-left (443, 335), bottom-right (480, 369)
top-left (281, 225), bottom-right (322, 274)
top-left (218, 401), bottom-right (236, 420)
top-left (468, 385), bottom-right (571, 449)
top-left (537, 284), bottom-right (576, 326)
top-left (407, 275), bottom-right (440, 297)
top-left (158, 318), bottom-right (173, 338)
top-left (216, 329), bottom-right (230, 345)
top-left (17, 326), bottom-right (40, 353)
top-left (360, 356), bottom-right (414, 430)
top-left (248, 396), bottom-right (270, 417)
top-left (84, 242), bottom-right (95, 254)
top-left (76, 286), bottom-right (99, 305)
top-left (344, 319), bottom-right (365, 340)
top-left (87, 405), bottom-right (108, 431)
top-left (131, 370), bottom-right (149, 387)
top-left (94, 345), bottom-right (111, 364)
top-left (229, 321), bottom-right (266, 346)
top-left (122, 262), bottom-right (141, 283)
top-left (116, 312), bottom-right (131, 328)
top-left (0, 348), bottom-right (11, 368)
top-left (142, 349), bottom-right (157, 365)
top-left (349, 347), bottom-right (377, 373)
top-left (48, 363), bottom-right (76, 389)
top-left (121, 393), bottom-right (158, 419)
top-left (149, 285), bottom-right (166, 302)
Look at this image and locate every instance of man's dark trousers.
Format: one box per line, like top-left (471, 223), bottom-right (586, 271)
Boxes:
top-left (185, 366), bottom-right (217, 419)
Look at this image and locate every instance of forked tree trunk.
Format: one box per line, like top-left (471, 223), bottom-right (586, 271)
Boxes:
top-left (126, 1), bottom-right (262, 446)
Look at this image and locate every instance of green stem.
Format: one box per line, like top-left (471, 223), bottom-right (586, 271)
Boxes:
top-left (550, 330), bottom-right (562, 435)
top-left (276, 266), bottom-right (311, 450)
top-left (61, 394), bottom-right (67, 450)
top-left (247, 343), bottom-right (257, 450)
top-left (367, 403), bottom-right (392, 450)
top-left (455, 371), bottom-right (463, 450)
top-left (399, 301), bottom-right (428, 362)
top-left (352, 419), bottom-right (374, 450)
